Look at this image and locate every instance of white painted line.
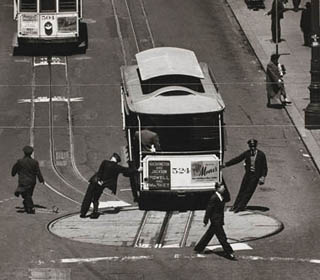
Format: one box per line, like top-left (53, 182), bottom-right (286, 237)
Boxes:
top-left (59, 254), bottom-right (320, 264)
top-left (92, 200), bottom-right (131, 209)
top-left (206, 243), bottom-right (252, 252)
top-left (61, 255), bottom-right (153, 264)
top-left (18, 96), bottom-right (84, 103)
top-left (162, 244), bottom-right (180, 248)
top-left (174, 254), bottom-right (206, 259)
top-left (239, 255), bottom-right (320, 264)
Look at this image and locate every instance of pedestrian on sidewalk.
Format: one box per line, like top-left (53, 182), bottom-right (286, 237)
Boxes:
top-left (292, 0), bottom-right (301, 11)
top-left (266, 53), bottom-right (291, 107)
top-left (11, 146), bottom-right (45, 214)
top-left (80, 153), bottom-right (138, 218)
top-left (300, 2), bottom-right (312, 47)
top-left (222, 139), bottom-right (268, 213)
top-left (265, 0), bottom-right (287, 43)
top-left (194, 182), bottom-right (236, 260)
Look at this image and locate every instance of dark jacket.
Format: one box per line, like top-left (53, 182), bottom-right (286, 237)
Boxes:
top-left (300, 6), bottom-right (311, 32)
top-left (11, 156), bottom-right (44, 186)
top-left (204, 192), bottom-right (226, 226)
top-left (268, 0), bottom-right (285, 19)
top-left (225, 150), bottom-right (268, 179)
top-left (96, 160), bottom-right (136, 194)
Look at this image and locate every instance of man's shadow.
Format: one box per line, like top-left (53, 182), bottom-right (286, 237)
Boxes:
top-left (16, 204), bottom-right (47, 213)
top-left (246, 205), bottom-right (269, 212)
top-left (267, 104), bottom-right (285, 109)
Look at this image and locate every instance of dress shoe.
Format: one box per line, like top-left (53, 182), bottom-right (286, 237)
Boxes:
top-left (282, 98), bottom-right (292, 105)
top-left (193, 248), bottom-right (204, 254)
top-left (90, 212), bottom-right (100, 219)
top-left (80, 214), bottom-right (86, 218)
top-left (225, 253), bottom-right (237, 260)
top-left (27, 208), bottom-right (35, 214)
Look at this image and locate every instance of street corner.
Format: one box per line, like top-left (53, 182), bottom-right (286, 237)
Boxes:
top-left (48, 205), bottom-right (284, 248)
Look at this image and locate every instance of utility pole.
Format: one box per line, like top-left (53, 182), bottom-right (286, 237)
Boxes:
top-left (305, 0), bottom-right (320, 129)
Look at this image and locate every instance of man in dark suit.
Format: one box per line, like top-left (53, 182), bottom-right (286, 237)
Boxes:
top-left (266, 0), bottom-right (287, 43)
top-left (194, 182), bottom-right (236, 260)
top-left (11, 146), bottom-right (45, 214)
top-left (80, 153), bottom-right (138, 218)
top-left (223, 139), bottom-right (268, 213)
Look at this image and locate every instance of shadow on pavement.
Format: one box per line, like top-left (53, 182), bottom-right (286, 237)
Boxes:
top-left (246, 205), bottom-right (269, 212)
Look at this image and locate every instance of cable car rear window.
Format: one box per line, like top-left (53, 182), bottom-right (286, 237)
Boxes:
top-left (40, 0), bottom-right (56, 12)
top-left (20, 0), bottom-right (37, 12)
top-left (140, 113), bottom-right (220, 152)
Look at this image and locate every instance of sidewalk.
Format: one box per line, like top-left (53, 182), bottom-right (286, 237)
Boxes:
top-left (227, 0), bottom-right (320, 173)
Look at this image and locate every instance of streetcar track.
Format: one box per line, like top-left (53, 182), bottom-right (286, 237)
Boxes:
top-left (111, 0), bottom-right (196, 248)
top-left (30, 54), bottom-right (122, 204)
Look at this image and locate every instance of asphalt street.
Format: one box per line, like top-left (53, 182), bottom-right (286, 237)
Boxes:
top-left (0, 0), bottom-right (320, 279)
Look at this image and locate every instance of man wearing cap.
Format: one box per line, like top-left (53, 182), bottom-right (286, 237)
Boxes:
top-left (194, 182), bottom-right (236, 260)
top-left (11, 146), bottom-right (45, 214)
top-left (222, 139), bottom-right (268, 213)
top-left (80, 153), bottom-right (138, 218)
top-left (266, 53), bottom-right (291, 107)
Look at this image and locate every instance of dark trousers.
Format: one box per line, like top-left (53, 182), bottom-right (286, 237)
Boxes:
top-left (271, 18), bottom-right (281, 43)
top-left (195, 222), bottom-right (233, 254)
top-left (303, 32), bottom-right (311, 46)
top-left (80, 182), bottom-right (104, 216)
top-left (17, 184), bottom-right (35, 212)
top-left (22, 189), bottom-right (35, 212)
top-left (233, 172), bottom-right (259, 211)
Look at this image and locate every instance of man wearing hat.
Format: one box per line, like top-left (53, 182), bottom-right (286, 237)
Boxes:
top-left (266, 53), bottom-right (291, 107)
top-left (11, 146), bottom-right (45, 214)
top-left (222, 139), bottom-right (268, 213)
top-left (80, 153), bottom-right (138, 218)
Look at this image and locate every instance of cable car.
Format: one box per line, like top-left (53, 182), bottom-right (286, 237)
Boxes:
top-left (121, 47), bottom-right (227, 210)
top-left (13, 0), bottom-right (83, 45)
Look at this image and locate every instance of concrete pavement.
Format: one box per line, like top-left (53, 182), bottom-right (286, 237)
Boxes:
top-left (227, 0), bottom-right (320, 173)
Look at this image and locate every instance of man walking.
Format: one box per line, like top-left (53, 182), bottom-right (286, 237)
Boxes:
top-left (194, 182), bottom-right (236, 260)
top-left (266, 0), bottom-right (287, 43)
top-left (266, 53), bottom-right (291, 107)
top-left (223, 139), bottom-right (268, 213)
top-left (80, 153), bottom-right (138, 218)
top-left (11, 146), bottom-right (45, 214)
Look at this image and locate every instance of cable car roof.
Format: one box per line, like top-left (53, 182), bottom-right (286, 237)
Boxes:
top-left (136, 47), bottom-right (204, 81)
top-left (121, 60), bottom-right (225, 115)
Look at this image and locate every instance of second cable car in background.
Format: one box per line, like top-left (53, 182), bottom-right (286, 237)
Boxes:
top-left (13, 0), bottom-right (84, 46)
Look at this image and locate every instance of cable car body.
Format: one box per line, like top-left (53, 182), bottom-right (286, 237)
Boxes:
top-left (120, 47), bottom-right (226, 210)
top-left (13, 0), bottom-right (82, 44)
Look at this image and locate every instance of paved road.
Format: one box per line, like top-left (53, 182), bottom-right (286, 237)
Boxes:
top-left (0, 0), bottom-right (320, 279)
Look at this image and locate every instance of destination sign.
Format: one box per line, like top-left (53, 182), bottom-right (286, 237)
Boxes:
top-left (148, 161), bottom-right (171, 190)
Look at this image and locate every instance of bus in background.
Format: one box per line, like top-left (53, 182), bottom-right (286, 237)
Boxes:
top-left (13, 0), bottom-right (85, 46)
